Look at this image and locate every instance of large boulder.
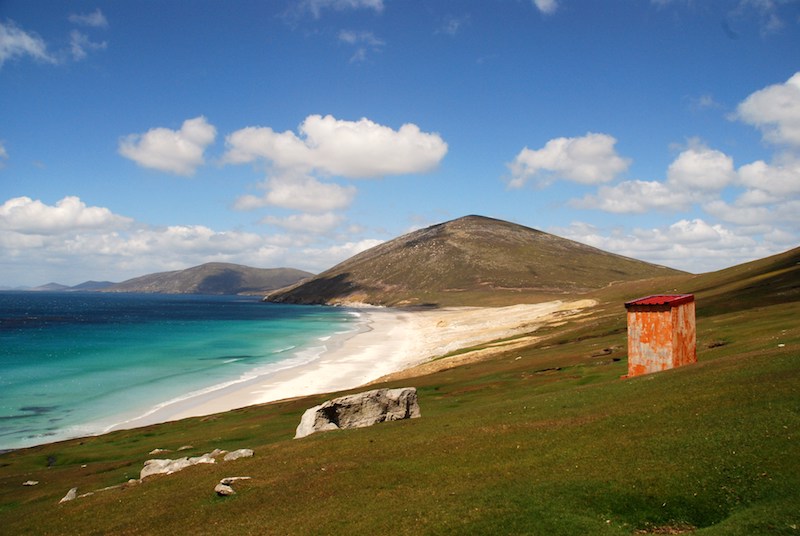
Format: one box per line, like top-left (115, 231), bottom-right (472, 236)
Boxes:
top-left (294, 387), bottom-right (421, 439)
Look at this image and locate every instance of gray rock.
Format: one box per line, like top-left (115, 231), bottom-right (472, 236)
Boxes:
top-left (214, 483), bottom-right (236, 496)
top-left (59, 487), bottom-right (78, 503)
top-left (22, 480), bottom-right (38, 486)
top-left (294, 387), bottom-right (421, 439)
top-left (223, 449), bottom-right (254, 461)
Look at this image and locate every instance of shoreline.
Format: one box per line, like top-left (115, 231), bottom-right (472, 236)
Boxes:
top-left (109, 299), bottom-right (597, 432)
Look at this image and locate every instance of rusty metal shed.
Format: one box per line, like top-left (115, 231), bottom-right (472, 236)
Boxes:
top-left (624, 294), bottom-right (696, 378)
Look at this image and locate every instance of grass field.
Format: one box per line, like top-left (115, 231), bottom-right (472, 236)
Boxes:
top-left (1, 249), bottom-right (798, 534)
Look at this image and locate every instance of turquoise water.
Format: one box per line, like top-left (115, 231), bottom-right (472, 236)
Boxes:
top-left (0, 292), bottom-right (358, 450)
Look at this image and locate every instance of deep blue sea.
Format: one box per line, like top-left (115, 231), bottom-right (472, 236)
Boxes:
top-left (0, 292), bottom-right (357, 450)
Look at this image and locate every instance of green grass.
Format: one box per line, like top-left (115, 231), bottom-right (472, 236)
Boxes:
top-left (1, 250), bottom-right (798, 534)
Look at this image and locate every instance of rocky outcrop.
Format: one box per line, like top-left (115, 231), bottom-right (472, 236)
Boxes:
top-left (295, 387), bottom-right (421, 439)
top-left (140, 453), bottom-right (216, 479)
top-left (140, 448), bottom-right (253, 480)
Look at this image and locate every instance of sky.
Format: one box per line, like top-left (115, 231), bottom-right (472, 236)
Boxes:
top-left (1, 0), bottom-right (799, 287)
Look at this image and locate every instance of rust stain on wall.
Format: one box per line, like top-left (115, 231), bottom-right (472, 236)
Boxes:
top-left (624, 294), bottom-right (696, 377)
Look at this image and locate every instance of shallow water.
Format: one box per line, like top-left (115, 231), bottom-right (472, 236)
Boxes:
top-left (0, 292), bottom-right (356, 450)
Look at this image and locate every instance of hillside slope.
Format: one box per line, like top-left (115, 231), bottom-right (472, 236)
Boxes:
top-left (1, 246), bottom-right (797, 535)
top-left (267, 215), bottom-right (683, 306)
top-left (106, 263), bottom-right (312, 295)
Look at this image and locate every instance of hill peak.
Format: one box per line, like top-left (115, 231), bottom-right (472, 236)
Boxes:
top-left (267, 215), bottom-right (682, 306)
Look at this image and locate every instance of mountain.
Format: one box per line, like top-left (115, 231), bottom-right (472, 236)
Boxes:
top-left (104, 263), bottom-right (313, 295)
top-left (266, 215), bottom-right (684, 306)
top-left (29, 282), bottom-right (70, 292)
top-left (70, 281), bottom-right (117, 291)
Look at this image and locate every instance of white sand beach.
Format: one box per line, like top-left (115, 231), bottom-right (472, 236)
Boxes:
top-left (110, 299), bottom-right (595, 431)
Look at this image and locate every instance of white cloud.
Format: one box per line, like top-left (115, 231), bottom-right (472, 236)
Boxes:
top-left (68, 9), bottom-right (109, 28)
top-left (261, 212), bottom-right (344, 233)
top-left (0, 20), bottom-right (56, 67)
top-left (69, 30), bottom-right (107, 61)
top-left (508, 133), bottom-right (631, 188)
top-left (299, 238), bottom-right (384, 270)
top-left (0, 142), bottom-right (7, 167)
top-left (666, 144), bottom-right (737, 190)
top-left (738, 157), bottom-right (800, 196)
top-left (573, 144), bottom-right (737, 213)
top-left (533, 0), bottom-right (558, 15)
top-left (736, 72), bottom-right (800, 147)
top-left (571, 180), bottom-right (698, 213)
top-left (553, 218), bottom-right (780, 273)
top-left (0, 195), bottom-right (392, 285)
top-left (234, 175), bottom-right (357, 213)
top-left (119, 116), bottom-right (217, 176)
top-left (0, 196), bottom-right (132, 235)
top-left (224, 115), bottom-right (447, 178)
top-left (299, 0), bottom-right (385, 18)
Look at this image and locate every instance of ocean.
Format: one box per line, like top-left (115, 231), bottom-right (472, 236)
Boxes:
top-left (0, 292), bottom-right (358, 451)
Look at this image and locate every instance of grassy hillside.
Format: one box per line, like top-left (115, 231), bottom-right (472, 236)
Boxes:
top-left (0, 248), bottom-right (797, 534)
top-left (106, 263), bottom-right (312, 295)
top-left (267, 215), bottom-right (683, 307)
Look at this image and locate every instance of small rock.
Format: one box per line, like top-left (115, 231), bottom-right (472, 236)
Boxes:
top-left (209, 448), bottom-right (227, 458)
top-left (177, 445), bottom-right (194, 451)
top-left (223, 449), bottom-right (254, 461)
top-left (59, 487), bottom-right (78, 504)
top-left (149, 448), bottom-right (171, 455)
top-left (220, 476), bottom-right (252, 485)
top-left (22, 480), bottom-right (39, 486)
top-left (215, 483), bottom-right (236, 496)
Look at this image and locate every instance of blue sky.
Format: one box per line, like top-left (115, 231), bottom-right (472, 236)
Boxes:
top-left (1, 0), bottom-right (799, 287)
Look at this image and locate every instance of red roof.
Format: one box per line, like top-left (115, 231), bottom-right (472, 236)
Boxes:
top-left (625, 294), bottom-right (694, 308)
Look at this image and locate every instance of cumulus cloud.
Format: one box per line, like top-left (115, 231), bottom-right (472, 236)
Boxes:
top-left (261, 212), bottom-right (344, 234)
top-left (736, 72), bottom-right (800, 147)
top-left (508, 133), bottom-right (630, 188)
top-left (235, 175), bottom-right (357, 213)
top-left (0, 196), bottom-right (132, 235)
top-left (224, 115), bottom-right (447, 178)
top-left (0, 197), bottom-right (390, 285)
top-left (119, 116), bottom-right (217, 176)
top-left (570, 180), bottom-right (698, 213)
top-left (225, 115), bottom-right (446, 217)
top-left (0, 20), bottom-right (56, 67)
top-left (573, 144), bottom-right (736, 213)
top-left (298, 238), bottom-right (384, 270)
top-left (553, 218), bottom-right (780, 273)
top-left (666, 144), bottom-right (737, 190)
top-left (738, 156), bottom-right (800, 197)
